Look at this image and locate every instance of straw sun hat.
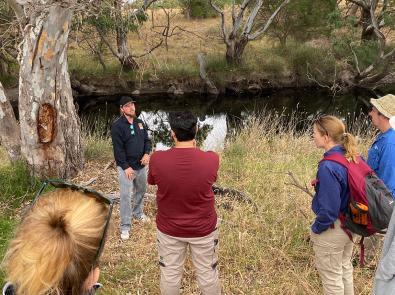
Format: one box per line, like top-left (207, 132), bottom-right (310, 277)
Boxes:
top-left (370, 94), bottom-right (395, 128)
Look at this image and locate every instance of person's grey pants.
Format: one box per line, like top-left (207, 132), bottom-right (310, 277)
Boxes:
top-left (117, 166), bottom-right (147, 232)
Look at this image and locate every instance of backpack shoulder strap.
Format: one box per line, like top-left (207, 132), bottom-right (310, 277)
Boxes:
top-left (321, 153), bottom-right (350, 168)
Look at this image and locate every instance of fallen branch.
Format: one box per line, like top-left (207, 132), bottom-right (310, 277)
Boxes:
top-left (212, 184), bottom-right (258, 212)
top-left (197, 53), bottom-right (219, 95)
top-left (79, 160), bottom-right (115, 187)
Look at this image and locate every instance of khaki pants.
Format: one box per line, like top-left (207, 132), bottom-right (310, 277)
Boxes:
top-left (157, 228), bottom-right (221, 295)
top-left (310, 220), bottom-right (354, 295)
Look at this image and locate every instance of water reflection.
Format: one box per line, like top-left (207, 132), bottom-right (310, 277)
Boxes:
top-left (140, 111), bottom-right (225, 151)
top-left (79, 89), bottom-right (374, 152)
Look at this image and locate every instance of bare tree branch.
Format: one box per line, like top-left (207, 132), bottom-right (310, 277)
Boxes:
top-left (286, 171), bottom-right (314, 198)
top-left (232, 0), bottom-right (250, 37)
top-left (346, 0), bottom-right (369, 8)
top-left (209, 0), bottom-right (230, 46)
top-left (131, 39), bottom-right (163, 58)
top-left (95, 25), bottom-right (121, 59)
top-left (243, 0), bottom-right (263, 35)
top-left (5, 0), bottom-right (26, 28)
top-left (248, 0), bottom-right (290, 40)
top-left (349, 44), bottom-right (361, 74)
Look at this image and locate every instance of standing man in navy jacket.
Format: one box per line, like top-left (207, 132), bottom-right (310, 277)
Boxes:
top-left (111, 96), bottom-right (152, 240)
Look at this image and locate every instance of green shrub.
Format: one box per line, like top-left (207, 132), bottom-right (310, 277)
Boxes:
top-left (0, 160), bottom-right (39, 287)
top-left (157, 61), bottom-right (199, 79)
top-left (81, 115), bottom-right (114, 163)
top-left (282, 42), bottom-right (336, 82)
top-left (332, 38), bottom-right (393, 70)
top-left (0, 217), bottom-right (16, 286)
top-left (260, 53), bottom-right (287, 78)
top-left (0, 161), bottom-right (39, 209)
top-left (206, 54), bottom-right (233, 73)
top-left (179, 0), bottom-right (218, 19)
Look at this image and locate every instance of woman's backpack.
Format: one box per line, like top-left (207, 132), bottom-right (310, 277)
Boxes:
top-left (321, 153), bottom-right (394, 265)
top-left (322, 153), bottom-right (394, 237)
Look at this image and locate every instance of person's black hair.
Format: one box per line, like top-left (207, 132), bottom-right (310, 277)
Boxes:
top-left (169, 111), bottom-right (197, 142)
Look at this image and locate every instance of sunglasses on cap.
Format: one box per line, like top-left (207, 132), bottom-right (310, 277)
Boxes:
top-left (32, 179), bottom-right (114, 264)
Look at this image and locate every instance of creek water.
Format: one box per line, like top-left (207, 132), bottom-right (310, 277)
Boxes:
top-left (79, 89), bottom-right (372, 151)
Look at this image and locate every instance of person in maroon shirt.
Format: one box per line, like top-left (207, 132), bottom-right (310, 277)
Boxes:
top-left (148, 111), bottom-right (221, 295)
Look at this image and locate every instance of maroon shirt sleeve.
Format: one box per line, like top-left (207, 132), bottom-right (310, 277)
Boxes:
top-left (147, 153), bottom-right (156, 185)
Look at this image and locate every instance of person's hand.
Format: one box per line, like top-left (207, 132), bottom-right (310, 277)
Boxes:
top-left (124, 167), bottom-right (135, 180)
top-left (141, 154), bottom-right (150, 166)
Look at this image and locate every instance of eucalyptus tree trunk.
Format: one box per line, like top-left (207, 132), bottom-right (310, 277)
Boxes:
top-left (360, 6), bottom-right (376, 41)
top-left (210, 0), bottom-right (289, 65)
top-left (18, 4), bottom-right (83, 178)
top-left (225, 36), bottom-right (249, 64)
top-left (114, 0), bottom-right (139, 70)
top-left (116, 27), bottom-right (139, 70)
top-left (0, 81), bottom-right (21, 162)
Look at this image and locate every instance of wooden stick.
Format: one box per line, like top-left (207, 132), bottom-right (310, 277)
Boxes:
top-left (285, 171), bottom-right (314, 198)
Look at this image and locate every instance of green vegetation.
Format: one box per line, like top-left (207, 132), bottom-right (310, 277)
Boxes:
top-left (82, 116), bottom-right (114, 163)
top-left (1, 0), bottom-right (394, 89)
top-left (0, 159), bottom-right (40, 286)
top-left (179, 0), bottom-right (218, 18)
top-left (264, 0), bottom-right (337, 46)
top-left (0, 113), bottom-right (379, 294)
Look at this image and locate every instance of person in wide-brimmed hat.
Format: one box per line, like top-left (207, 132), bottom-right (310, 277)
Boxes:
top-left (367, 94), bottom-right (395, 197)
top-left (370, 95), bottom-right (395, 294)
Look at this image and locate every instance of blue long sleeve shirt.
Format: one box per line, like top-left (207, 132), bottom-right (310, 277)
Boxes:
top-left (368, 128), bottom-right (395, 197)
top-left (311, 146), bottom-right (350, 234)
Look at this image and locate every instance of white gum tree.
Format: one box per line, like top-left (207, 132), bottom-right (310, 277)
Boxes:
top-left (209, 0), bottom-right (290, 64)
top-left (2, 0), bottom-right (84, 178)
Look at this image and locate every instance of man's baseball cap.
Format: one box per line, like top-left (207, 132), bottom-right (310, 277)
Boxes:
top-left (370, 94), bottom-right (395, 119)
top-left (119, 96), bottom-right (136, 107)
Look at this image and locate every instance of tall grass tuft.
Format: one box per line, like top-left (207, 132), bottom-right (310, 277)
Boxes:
top-left (96, 111), bottom-right (376, 294)
top-left (81, 115), bottom-right (114, 163)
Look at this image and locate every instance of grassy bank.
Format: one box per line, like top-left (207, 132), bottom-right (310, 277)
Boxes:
top-left (66, 10), bottom-right (344, 87)
top-left (0, 114), bottom-right (378, 294)
top-left (0, 149), bottom-right (40, 284)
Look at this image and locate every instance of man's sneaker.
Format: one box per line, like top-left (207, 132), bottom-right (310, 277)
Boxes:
top-left (120, 230), bottom-right (130, 240)
top-left (136, 214), bottom-right (150, 223)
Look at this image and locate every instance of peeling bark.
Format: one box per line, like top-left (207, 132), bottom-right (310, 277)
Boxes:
top-left (0, 81), bottom-right (21, 162)
top-left (18, 4), bottom-right (83, 178)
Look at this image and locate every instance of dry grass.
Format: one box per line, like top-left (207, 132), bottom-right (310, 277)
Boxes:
top-left (68, 9), bottom-right (285, 82)
top-left (67, 112), bottom-right (377, 294)
top-left (0, 112), bottom-right (379, 294)
top-left (0, 146), bottom-right (10, 168)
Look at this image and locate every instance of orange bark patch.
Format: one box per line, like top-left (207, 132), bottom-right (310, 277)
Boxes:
top-left (37, 31), bottom-right (48, 58)
top-left (38, 103), bottom-right (56, 143)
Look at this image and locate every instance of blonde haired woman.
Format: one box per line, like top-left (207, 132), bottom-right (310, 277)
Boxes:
top-left (310, 115), bottom-right (359, 295)
top-left (2, 180), bottom-right (113, 295)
